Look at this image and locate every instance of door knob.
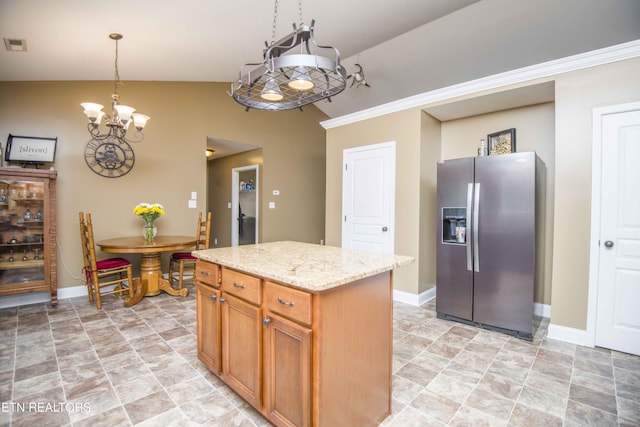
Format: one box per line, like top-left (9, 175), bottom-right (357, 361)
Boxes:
top-left (604, 240), bottom-right (614, 248)
top-left (382, 226), bottom-right (388, 232)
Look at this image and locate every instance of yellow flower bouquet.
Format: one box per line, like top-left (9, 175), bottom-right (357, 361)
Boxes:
top-left (133, 203), bottom-right (165, 241)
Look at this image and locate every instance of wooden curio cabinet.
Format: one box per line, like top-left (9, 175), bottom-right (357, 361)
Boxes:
top-left (0, 168), bottom-right (57, 305)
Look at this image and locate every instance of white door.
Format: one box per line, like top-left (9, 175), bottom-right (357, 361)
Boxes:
top-left (342, 142), bottom-right (395, 254)
top-left (594, 108), bottom-right (640, 355)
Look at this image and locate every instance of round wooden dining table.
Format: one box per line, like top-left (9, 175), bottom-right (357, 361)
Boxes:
top-left (96, 235), bottom-right (197, 298)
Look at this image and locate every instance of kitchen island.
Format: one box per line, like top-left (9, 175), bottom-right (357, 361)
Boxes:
top-left (192, 241), bottom-right (413, 427)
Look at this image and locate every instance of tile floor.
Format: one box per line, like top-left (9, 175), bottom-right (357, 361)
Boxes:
top-left (0, 284), bottom-right (638, 426)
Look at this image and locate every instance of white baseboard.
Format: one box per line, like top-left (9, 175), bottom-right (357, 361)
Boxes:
top-left (0, 285), bottom-right (90, 309)
top-left (547, 323), bottom-right (589, 347)
top-left (393, 286), bottom-right (436, 306)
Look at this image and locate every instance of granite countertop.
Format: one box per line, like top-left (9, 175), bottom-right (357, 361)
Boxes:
top-left (192, 241), bottom-right (414, 291)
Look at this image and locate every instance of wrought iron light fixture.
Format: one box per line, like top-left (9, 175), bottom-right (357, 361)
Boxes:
top-left (81, 34), bottom-right (150, 144)
top-left (230, 0), bottom-right (346, 111)
top-left (81, 34), bottom-right (150, 178)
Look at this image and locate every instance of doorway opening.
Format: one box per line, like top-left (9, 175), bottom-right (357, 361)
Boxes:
top-left (231, 164), bottom-right (259, 246)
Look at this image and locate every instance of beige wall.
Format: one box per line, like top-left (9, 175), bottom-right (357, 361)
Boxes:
top-left (440, 102), bottom-right (556, 304)
top-left (326, 109), bottom-right (422, 294)
top-left (326, 56), bottom-right (640, 333)
top-left (552, 57), bottom-right (640, 329)
top-left (207, 149), bottom-right (263, 248)
top-left (419, 113), bottom-right (441, 292)
top-left (0, 81), bottom-right (328, 290)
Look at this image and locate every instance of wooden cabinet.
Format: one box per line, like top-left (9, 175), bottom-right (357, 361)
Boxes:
top-left (196, 261), bottom-right (221, 373)
top-left (221, 292), bottom-right (263, 408)
top-left (0, 168), bottom-right (57, 304)
top-left (264, 311), bottom-right (311, 427)
top-left (196, 259), bottom-right (393, 427)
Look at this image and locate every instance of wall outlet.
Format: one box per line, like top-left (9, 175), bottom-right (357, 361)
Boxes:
top-left (269, 202), bottom-right (276, 209)
top-left (188, 200), bottom-right (197, 208)
top-left (214, 238), bottom-right (218, 245)
top-left (273, 190), bottom-right (280, 196)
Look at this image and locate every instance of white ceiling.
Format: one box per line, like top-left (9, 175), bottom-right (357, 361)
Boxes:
top-left (1, 1), bottom-right (639, 127)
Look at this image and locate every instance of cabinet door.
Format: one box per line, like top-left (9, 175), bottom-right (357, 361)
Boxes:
top-left (196, 282), bottom-right (221, 374)
top-left (264, 313), bottom-right (312, 427)
top-left (221, 292), bottom-right (262, 408)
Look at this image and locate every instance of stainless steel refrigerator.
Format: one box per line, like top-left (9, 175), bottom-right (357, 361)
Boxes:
top-left (436, 152), bottom-right (544, 340)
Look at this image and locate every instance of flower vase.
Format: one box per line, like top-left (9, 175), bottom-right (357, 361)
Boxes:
top-left (143, 223), bottom-right (157, 242)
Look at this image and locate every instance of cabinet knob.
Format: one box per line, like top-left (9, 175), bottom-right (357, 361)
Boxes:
top-left (604, 240), bottom-right (614, 248)
top-left (210, 294), bottom-right (217, 300)
top-left (262, 317), bottom-right (271, 326)
top-left (219, 297), bottom-right (226, 303)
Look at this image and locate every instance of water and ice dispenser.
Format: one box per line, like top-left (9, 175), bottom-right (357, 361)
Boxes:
top-left (442, 207), bottom-right (467, 244)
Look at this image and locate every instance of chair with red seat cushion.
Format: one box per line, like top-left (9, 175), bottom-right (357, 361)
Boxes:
top-left (79, 212), bottom-right (134, 309)
top-left (168, 212), bottom-right (211, 289)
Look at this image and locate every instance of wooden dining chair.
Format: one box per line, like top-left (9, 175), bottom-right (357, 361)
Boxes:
top-left (79, 212), bottom-right (134, 309)
top-left (168, 211), bottom-right (211, 290)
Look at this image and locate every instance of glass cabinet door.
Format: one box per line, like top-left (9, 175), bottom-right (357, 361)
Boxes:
top-left (0, 178), bottom-right (47, 286)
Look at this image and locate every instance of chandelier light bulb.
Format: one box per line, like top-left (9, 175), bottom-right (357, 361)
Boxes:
top-left (261, 75), bottom-right (284, 101)
top-left (288, 66), bottom-right (315, 91)
top-left (132, 113), bottom-right (150, 131)
top-left (80, 103), bottom-right (104, 122)
top-left (113, 104), bottom-right (136, 124)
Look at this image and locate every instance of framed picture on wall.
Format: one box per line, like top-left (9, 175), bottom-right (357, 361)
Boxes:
top-left (487, 128), bottom-right (516, 155)
top-left (5, 134), bottom-right (57, 165)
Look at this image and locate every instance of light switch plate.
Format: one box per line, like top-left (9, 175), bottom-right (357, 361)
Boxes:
top-left (273, 190), bottom-right (280, 196)
top-left (188, 200), bottom-right (197, 208)
top-left (269, 202), bottom-right (276, 209)
top-left (191, 191), bottom-right (197, 199)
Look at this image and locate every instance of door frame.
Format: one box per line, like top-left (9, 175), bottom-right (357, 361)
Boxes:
top-left (587, 101), bottom-right (640, 347)
top-left (231, 164), bottom-right (259, 247)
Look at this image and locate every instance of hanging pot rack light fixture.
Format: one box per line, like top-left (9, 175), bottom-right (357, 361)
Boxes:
top-left (80, 33), bottom-right (150, 143)
top-left (230, 0), bottom-right (346, 111)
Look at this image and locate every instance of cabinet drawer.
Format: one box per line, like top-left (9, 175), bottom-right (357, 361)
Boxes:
top-left (265, 281), bottom-right (312, 326)
top-left (222, 268), bottom-right (261, 305)
top-left (195, 260), bottom-right (220, 287)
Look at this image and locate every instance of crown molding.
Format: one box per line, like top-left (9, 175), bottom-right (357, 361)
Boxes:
top-left (321, 39), bottom-right (640, 130)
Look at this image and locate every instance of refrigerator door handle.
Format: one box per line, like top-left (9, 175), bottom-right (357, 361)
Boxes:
top-left (466, 183), bottom-right (473, 271)
top-left (473, 183), bottom-right (480, 272)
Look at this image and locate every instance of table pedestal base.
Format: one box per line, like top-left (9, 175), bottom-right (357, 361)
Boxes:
top-left (141, 252), bottom-right (189, 297)
top-left (124, 278), bottom-right (147, 307)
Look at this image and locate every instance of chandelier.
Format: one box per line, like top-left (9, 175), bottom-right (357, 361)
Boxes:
top-left (230, 0), bottom-right (346, 111)
top-left (81, 34), bottom-right (150, 143)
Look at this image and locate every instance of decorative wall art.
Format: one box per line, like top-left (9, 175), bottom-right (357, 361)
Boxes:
top-left (487, 128), bottom-right (516, 155)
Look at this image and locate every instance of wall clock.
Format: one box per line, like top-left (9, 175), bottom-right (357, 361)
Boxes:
top-left (84, 139), bottom-right (135, 178)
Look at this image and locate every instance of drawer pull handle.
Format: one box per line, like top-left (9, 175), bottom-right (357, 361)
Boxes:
top-left (277, 296), bottom-right (295, 307)
top-left (233, 282), bottom-right (245, 289)
top-left (200, 271), bottom-right (210, 276)
top-left (210, 294), bottom-right (217, 300)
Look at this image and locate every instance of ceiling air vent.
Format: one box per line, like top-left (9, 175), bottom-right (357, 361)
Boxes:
top-left (4, 38), bottom-right (27, 52)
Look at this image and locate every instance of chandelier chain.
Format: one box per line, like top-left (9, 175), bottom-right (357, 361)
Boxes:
top-left (298, 0), bottom-right (303, 27)
top-left (271, 0), bottom-right (279, 45)
top-left (113, 37), bottom-right (120, 95)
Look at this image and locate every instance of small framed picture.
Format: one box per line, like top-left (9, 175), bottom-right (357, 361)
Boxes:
top-left (5, 134), bottom-right (57, 165)
top-left (487, 128), bottom-right (516, 155)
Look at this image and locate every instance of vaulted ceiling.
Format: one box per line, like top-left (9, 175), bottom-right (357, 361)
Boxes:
top-left (1, 0), bottom-right (639, 119)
